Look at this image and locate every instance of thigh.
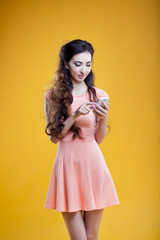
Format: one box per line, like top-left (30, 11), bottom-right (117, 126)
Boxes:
top-left (84, 208), bottom-right (104, 238)
top-left (61, 210), bottom-right (87, 240)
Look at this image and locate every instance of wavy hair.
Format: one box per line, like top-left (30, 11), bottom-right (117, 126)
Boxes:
top-left (44, 39), bottom-right (111, 140)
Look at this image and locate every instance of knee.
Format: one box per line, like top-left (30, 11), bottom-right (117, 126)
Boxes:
top-left (86, 232), bottom-right (98, 240)
top-left (70, 234), bottom-right (87, 240)
top-left (87, 237), bottom-right (98, 240)
top-left (70, 235), bottom-right (87, 240)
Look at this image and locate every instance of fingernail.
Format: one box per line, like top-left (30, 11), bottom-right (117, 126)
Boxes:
top-left (91, 105), bottom-right (95, 109)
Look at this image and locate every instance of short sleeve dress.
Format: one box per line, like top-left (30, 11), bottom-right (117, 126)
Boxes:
top-left (44, 86), bottom-right (120, 212)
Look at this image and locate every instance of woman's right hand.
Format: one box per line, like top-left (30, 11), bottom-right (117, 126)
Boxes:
top-left (72, 102), bottom-right (96, 119)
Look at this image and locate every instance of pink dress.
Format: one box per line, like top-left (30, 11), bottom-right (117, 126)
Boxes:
top-left (44, 86), bottom-right (120, 212)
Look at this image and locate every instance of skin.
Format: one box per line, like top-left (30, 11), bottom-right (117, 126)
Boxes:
top-left (50, 52), bottom-right (109, 143)
top-left (48, 52), bottom-right (109, 239)
top-left (62, 209), bottom-right (104, 240)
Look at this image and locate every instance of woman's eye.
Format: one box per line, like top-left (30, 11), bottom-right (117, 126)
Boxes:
top-left (74, 63), bottom-right (91, 67)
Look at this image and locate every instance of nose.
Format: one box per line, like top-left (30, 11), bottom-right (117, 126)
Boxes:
top-left (80, 65), bottom-right (86, 74)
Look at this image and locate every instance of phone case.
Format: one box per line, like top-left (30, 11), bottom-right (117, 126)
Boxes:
top-left (97, 97), bottom-right (109, 107)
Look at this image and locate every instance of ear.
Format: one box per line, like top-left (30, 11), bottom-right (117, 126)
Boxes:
top-left (64, 61), bottom-right (69, 69)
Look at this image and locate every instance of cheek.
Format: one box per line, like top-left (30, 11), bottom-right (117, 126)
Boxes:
top-left (70, 69), bottom-right (77, 77)
top-left (87, 68), bottom-right (91, 75)
top-left (71, 67), bottom-right (79, 74)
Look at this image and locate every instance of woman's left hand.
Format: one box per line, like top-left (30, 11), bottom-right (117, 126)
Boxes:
top-left (92, 101), bottom-right (109, 119)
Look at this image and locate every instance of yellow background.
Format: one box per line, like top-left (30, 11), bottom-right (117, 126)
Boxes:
top-left (0, 0), bottom-right (159, 239)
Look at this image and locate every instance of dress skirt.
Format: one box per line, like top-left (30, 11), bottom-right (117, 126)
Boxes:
top-left (44, 139), bottom-right (120, 212)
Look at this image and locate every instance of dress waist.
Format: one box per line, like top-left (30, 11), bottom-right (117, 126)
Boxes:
top-left (59, 127), bottom-right (96, 142)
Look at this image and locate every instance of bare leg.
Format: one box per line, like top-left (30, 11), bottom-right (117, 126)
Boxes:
top-left (61, 210), bottom-right (87, 240)
top-left (84, 208), bottom-right (104, 240)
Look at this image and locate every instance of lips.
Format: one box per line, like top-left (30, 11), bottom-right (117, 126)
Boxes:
top-left (78, 75), bottom-right (85, 77)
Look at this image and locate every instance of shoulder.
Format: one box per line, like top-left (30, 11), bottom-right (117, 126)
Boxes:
top-left (93, 86), bottom-right (109, 98)
top-left (44, 90), bottom-right (52, 100)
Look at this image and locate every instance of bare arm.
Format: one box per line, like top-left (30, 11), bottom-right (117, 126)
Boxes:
top-left (93, 101), bottom-right (109, 144)
top-left (95, 116), bottom-right (108, 144)
top-left (44, 96), bottom-right (96, 144)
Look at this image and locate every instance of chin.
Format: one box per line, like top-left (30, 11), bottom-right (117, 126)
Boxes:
top-left (73, 77), bottom-right (84, 82)
top-left (75, 80), bottom-right (84, 83)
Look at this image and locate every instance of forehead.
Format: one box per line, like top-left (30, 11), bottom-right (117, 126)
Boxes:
top-left (71, 52), bottom-right (91, 61)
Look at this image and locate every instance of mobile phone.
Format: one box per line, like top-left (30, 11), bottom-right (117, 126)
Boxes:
top-left (97, 97), bottom-right (110, 108)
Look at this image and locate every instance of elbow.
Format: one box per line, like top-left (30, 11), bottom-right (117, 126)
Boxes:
top-left (96, 138), bottom-right (103, 145)
top-left (95, 132), bottom-right (107, 144)
top-left (95, 135), bottom-right (101, 144)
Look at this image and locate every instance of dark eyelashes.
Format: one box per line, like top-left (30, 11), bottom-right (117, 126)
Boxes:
top-left (74, 64), bottom-right (91, 67)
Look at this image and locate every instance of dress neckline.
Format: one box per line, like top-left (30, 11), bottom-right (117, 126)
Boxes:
top-left (72, 91), bottom-right (88, 97)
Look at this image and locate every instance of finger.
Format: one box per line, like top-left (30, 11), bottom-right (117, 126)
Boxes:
top-left (85, 102), bottom-right (96, 106)
top-left (82, 106), bottom-right (92, 115)
top-left (85, 105), bottom-right (92, 111)
top-left (105, 101), bottom-right (109, 107)
top-left (100, 102), bottom-right (109, 111)
top-left (84, 110), bottom-right (89, 114)
top-left (92, 110), bottom-right (104, 118)
top-left (102, 101), bottom-right (109, 110)
top-left (81, 105), bottom-right (91, 112)
top-left (81, 109), bottom-right (89, 115)
top-left (94, 108), bottom-right (106, 117)
top-left (95, 103), bottom-right (107, 113)
top-left (89, 105), bottom-right (94, 109)
top-left (102, 101), bottom-right (107, 106)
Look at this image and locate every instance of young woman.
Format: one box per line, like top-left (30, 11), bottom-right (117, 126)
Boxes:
top-left (44, 39), bottom-right (120, 240)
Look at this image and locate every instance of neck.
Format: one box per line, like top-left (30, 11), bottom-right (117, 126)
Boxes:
top-left (72, 81), bottom-right (88, 93)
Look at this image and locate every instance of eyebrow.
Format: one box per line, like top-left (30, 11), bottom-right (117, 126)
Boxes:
top-left (74, 61), bottom-right (91, 63)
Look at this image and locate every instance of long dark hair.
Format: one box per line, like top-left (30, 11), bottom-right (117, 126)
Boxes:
top-left (44, 39), bottom-right (110, 140)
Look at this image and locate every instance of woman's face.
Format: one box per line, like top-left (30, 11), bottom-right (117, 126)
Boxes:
top-left (65, 51), bottom-right (92, 83)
